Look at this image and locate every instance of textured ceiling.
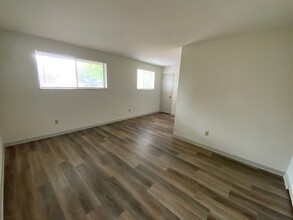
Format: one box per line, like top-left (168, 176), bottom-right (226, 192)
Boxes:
top-left (0, 0), bottom-right (293, 66)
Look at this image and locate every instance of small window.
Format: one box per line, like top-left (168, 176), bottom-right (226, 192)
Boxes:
top-left (36, 51), bottom-right (107, 89)
top-left (137, 69), bottom-right (155, 90)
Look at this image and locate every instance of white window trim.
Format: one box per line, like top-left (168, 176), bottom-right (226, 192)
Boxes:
top-left (35, 51), bottom-right (108, 90)
top-left (137, 88), bottom-right (155, 91)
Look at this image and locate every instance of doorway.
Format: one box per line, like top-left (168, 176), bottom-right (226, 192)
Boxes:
top-left (160, 73), bottom-right (174, 114)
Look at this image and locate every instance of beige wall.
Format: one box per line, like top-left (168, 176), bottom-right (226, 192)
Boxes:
top-left (175, 29), bottom-right (293, 173)
top-left (0, 30), bottom-right (162, 145)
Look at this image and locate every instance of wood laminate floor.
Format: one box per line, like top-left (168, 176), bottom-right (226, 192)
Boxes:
top-left (4, 113), bottom-right (293, 220)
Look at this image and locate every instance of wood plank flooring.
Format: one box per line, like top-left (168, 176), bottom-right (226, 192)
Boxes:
top-left (4, 113), bottom-right (293, 219)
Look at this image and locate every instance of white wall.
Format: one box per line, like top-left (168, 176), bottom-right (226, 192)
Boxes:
top-left (174, 29), bottom-right (293, 173)
top-left (162, 48), bottom-right (182, 115)
top-left (0, 137), bottom-right (3, 220)
top-left (285, 155), bottom-right (293, 206)
top-left (0, 30), bottom-right (162, 145)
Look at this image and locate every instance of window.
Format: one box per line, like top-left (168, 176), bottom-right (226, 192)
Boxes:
top-left (137, 69), bottom-right (155, 90)
top-left (35, 51), bottom-right (107, 89)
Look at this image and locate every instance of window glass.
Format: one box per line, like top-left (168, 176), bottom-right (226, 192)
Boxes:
top-left (137, 69), bottom-right (155, 90)
top-left (76, 60), bottom-right (106, 88)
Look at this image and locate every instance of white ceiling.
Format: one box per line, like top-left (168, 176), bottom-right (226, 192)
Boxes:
top-left (0, 0), bottom-right (293, 67)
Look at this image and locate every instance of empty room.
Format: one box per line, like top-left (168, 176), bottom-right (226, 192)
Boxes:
top-left (0, 0), bottom-right (293, 219)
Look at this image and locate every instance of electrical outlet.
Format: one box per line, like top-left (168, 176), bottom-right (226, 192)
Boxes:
top-left (205, 130), bottom-right (209, 136)
top-left (55, 119), bottom-right (59, 125)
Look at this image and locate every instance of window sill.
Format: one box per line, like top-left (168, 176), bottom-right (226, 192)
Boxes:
top-left (39, 87), bottom-right (108, 90)
top-left (137, 88), bottom-right (155, 91)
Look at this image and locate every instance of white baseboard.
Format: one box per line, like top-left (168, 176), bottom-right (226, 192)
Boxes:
top-left (4, 111), bottom-right (159, 147)
top-left (284, 171), bottom-right (293, 207)
top-left (173, 134), bottom-right (285, 177)
top-left (0, 138), bottom-right (4, 220)
top-left (284, 172), bottom-right (290, 189)
top-left (288, 186), bottom-right (293, 207)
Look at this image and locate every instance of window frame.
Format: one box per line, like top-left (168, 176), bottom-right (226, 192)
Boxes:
top-left (137, 69), bottom-right (155, 90)
top-left (35, 51), bottom-right (108, 90)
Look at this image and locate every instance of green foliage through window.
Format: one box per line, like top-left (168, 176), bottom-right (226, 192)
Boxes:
top-left (77, 61), bottom-right (105, 87)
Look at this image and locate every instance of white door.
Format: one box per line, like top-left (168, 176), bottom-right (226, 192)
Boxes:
top-left (160, 74), bottom-right (174, 114)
